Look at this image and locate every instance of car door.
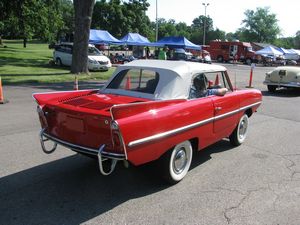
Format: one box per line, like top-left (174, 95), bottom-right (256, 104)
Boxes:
top-left (202, 71), bottom-right (240, 139)
top-left (57, 44), bottom-right (72, 66)
top-left (63, 45), bottom-right (72, 66)
top-left (211, 92), bottom-right (239, 138)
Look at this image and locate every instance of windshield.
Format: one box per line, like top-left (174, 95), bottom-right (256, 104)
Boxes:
top-left (88, 47), bottom-right (102, 56)
top-left (247, 47), bottom-right (253, 52)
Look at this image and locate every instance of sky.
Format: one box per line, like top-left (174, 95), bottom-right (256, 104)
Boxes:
top-left (146, 0), bottom-right (299, 37)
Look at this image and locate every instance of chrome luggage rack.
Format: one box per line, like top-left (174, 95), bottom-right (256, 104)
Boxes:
top-left (39, 128), bottom-right (126, 175)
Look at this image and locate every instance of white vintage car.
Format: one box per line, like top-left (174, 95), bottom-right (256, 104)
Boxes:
top-left (264, 66), bottom-right (300, 92)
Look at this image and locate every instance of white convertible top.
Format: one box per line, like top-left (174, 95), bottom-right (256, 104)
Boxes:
top-left (102, 60), bottom-right (227, 100)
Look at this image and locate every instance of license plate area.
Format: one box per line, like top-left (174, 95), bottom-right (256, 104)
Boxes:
top-left (66, 116), bottom-right (85, 133)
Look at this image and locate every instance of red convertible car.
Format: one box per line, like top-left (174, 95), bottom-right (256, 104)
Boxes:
top-left (33, 60), bottom-right (262, 183)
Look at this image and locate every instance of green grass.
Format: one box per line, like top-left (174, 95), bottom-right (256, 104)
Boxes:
top-left (0, 40), bottom-right (114, 84)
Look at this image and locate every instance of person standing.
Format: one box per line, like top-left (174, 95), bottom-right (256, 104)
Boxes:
top-left (158, 47), bottom-right (167, 60)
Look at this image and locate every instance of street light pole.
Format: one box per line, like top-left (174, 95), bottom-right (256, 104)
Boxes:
top-left (202, 3), bottom-right (209, 45)
top-left (155, 0), bottom-right (158, 41)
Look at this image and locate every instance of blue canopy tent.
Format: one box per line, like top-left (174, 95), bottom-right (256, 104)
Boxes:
top-left (150, 36), bottom-right (201, 50)
top-left (89, 29), bottom-right (121, 45)
top-left (120, 33), bottom-right (151, 46)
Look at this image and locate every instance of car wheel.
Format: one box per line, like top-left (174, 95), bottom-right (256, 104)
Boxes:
top-left (229, 114), bottom-right (249, 146)
top-left (267, 85), bottom-right (276, 92)
top-left (56, 58), bottom-right (63, 66)
top-left (217, 56), bottom-right (223, 62)
top-left (246, 58), bottom-right (252, 65)
top-left (123, 60), bottom-right (129, 64)
top-left (161, 140), bottom-right (193, 184)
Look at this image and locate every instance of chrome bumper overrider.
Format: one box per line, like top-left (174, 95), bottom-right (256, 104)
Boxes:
top-left (39, 128), bottom-right (126, 175)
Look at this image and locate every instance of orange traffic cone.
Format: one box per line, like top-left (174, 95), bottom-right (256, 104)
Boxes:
top-left (214, 74), bottom-right (220, 86)
top-left (208, 80), bottom-right (214, 88)
top-left (125, 76), bottom-right (131, 90)
top-left (0, 77), bottom-right (8, 104)
top-left (74, 76), bottom-right (78, 90)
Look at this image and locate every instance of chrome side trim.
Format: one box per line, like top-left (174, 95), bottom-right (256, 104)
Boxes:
top-left (128, 117), bottom-right (214, 147)
top-left (240, 102), bottom-right (261, 111)
top-left (128, 101), bottom-right (262, 147)
top-left (214, 108), bottom-right (239, 121)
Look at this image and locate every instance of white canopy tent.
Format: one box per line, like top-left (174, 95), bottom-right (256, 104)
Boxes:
top-left (255, 46), bottom-right (283, 57)
top-left (276, 47), bottom-right (299, 60)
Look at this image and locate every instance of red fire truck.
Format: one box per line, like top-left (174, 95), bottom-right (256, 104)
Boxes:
top-left (203, 40), bottom-right (257, 64)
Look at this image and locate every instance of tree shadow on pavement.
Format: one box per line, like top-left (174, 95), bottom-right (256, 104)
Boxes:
top-left (0, 154), bottom-right (168, 225)
top-left (19, 81), bottom-right (107, 92)
top-left (0, 139), bottom-right (234, 225)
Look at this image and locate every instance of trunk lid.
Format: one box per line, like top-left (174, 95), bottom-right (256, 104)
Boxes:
top-left (34, 90), bottom-right (148, 151)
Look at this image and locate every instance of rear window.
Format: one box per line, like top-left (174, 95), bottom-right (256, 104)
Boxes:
top-left (55, 45), bottom-right (72, 54)
top-left (88, 47), bottom-right (102, 56)
top-left (106, 69), bottom-right (159, 94)
top-left (278, 70), bottom-right (286, 76)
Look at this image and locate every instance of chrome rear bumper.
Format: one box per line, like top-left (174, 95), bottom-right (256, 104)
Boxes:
top-left (263, 81), bottom-right (300, 88)
top-left (39, 128), bottom-right (126, 175)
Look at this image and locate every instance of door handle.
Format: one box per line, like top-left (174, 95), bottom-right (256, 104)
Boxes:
top-left (215, 107), bottom-right (222, 112)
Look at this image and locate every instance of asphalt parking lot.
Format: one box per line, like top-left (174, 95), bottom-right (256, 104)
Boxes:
top-left (0, 63), bottom-right (300, 225)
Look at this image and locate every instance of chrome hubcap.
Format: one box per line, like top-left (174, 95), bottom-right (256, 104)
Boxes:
top-left (173, 148), bottom-right (187, 174)
top-left (239, 118), bottom-right (247, 139)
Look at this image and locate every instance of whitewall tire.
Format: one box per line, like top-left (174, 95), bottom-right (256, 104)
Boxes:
top-left (230, 114), bottom-right (249, 146)
top-left (162, 140), bottom-right (193, 184)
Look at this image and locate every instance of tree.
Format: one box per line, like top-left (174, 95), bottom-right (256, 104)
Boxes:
top-left (71, 0), bottom-right (95, 74)
top-left (0, 0), bottom-right (73, 45)
top-left (191, 15), bottom-right (213, 32)
top-left (175, 22), bottom-right (191, 39)
top-left (56, 0), bottom-right (74, 42)
top-left (207, 28), bottom-right (226, 42)
top-left (294, 31), bottom-right (300, 49)
top-left (156, 19), bottom-right (177, 39)
top-left (91, 0), bottom-right (151, 38)
top-left (122, 0), bottom-right (151, 37)
top-left (273, 37), bottom-right (294, 49)
top-left (225, 32), bottom-right (237, 41)
top-left (239, 7), bottom-right (280, 43)
top-left (190, 16), bottom-right (215, 44)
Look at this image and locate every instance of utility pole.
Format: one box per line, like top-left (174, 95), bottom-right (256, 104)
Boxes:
top-left (202, 3), bottom-right (209, 45)
top-left (155, 0), bottom-right (158, 41)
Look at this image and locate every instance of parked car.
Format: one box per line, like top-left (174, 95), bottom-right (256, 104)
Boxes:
top-left (264, 66), bottom-right (300, 92)
top-left (53, 42), bottom-right (112, 71)
top-left (111, 54), bottom-right (136, 64)
top-left (172, 48), bottom-right (193, 61)
top-left (33, 60), bottom-right (262, 184)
